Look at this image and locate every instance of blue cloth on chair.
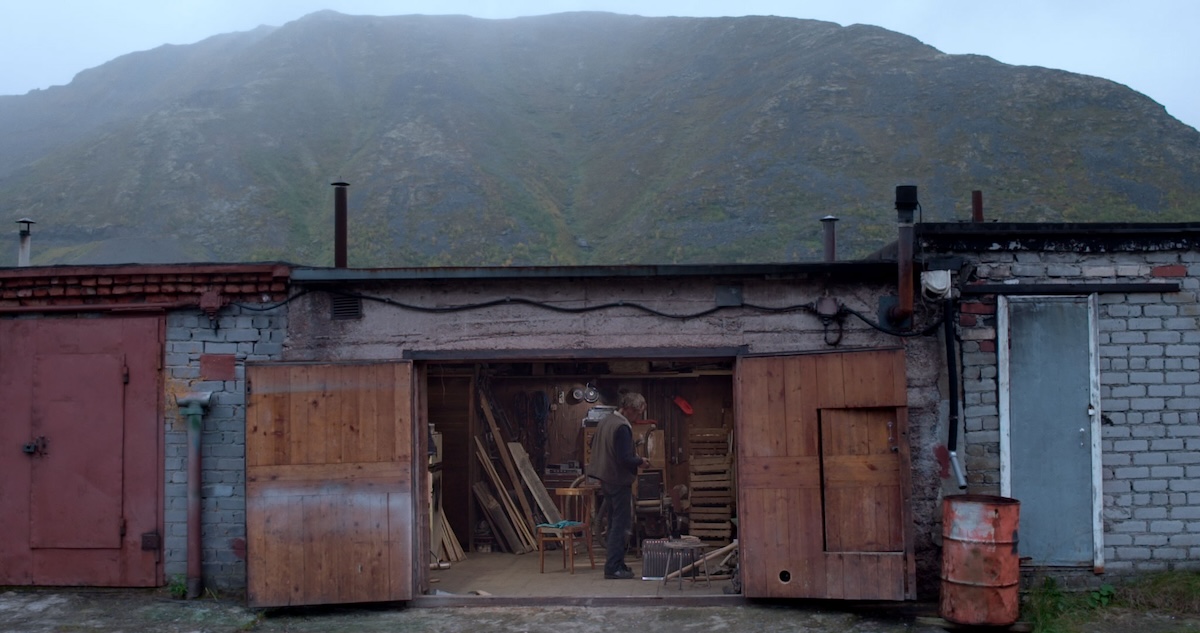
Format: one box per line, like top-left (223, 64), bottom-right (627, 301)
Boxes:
top-left (537, 520), bottom-right (583, 529)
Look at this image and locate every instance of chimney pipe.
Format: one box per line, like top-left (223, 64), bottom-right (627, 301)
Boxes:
top-left (889, 186), bottom-right (917, 324)
top-left (332, 182), bottom-right (349, 268)
top-left (972, 190), bottom-right (984, 222)
top-left (16, 218), bottom-right (34, 267)
top-left (821, 215), bottom-right (838, 262)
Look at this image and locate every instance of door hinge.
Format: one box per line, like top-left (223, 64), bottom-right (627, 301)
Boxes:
top-left (246, 379), bottom-right (252, 395)
top-left (120, 518), bottom-right (127, 537)
top-left (123, 365), bottom-right (130, 384)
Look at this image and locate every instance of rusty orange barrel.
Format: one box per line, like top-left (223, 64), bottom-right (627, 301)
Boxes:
top-left (939, 494), bottom-right (1021, 626)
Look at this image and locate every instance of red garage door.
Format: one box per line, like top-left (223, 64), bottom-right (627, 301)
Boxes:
top-left (0, 316), bottom-right (163, 586)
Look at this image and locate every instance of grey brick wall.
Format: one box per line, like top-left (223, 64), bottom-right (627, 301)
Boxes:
top-left (163, 305), bottom-right (287, 590)
top-left (958, 249), bottom-right (1200, 576)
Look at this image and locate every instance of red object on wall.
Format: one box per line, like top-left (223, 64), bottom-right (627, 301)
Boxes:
top-left (0, 316), bottom-right (163, 587)
top-left (201, 354), bottom-right (237, 380)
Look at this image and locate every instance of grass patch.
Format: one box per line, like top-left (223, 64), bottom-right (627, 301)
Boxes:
top-left (1116, 570), bottom-right (1200, 614)
top-left (1024, 572), bottom-right (1200, 633)
top-left (1023, 577), bottom-right (1092, 633)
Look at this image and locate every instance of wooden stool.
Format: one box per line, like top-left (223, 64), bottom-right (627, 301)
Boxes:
top-left (663, 536), bottom-right (710, 589)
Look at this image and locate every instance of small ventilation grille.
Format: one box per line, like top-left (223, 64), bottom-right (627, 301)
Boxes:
top-left (330, 295), bottom-right (363, 320)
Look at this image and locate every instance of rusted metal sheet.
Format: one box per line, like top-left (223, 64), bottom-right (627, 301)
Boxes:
top-left (0, 316), bottom-right (163, 587)
top-left (245, 362), bottom-right (415, 608)
top-left (735, 349), bottom-right (913, 601)
top-left (940, 494), bottom-right (1021, 626)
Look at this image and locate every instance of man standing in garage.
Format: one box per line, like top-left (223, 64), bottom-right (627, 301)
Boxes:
top-left (587, 392), bottom-right (651, 579)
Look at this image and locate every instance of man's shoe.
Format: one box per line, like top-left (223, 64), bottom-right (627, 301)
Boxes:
top-left (604, 569), bottom-right (635, 579)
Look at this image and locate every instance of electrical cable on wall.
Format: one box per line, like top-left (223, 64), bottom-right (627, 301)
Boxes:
top-left (261, 288), bottom-right (949, 341)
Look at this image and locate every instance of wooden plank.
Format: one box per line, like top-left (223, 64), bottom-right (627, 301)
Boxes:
top-left (442, 511), bottom-right (465, 561)
top-left (431, 507), bottom-right (447, 561)
top-left (509, 442), bottom-right (562, 524)
top-left (474, 437), bottom-right (535, 551)
top-left (814, 353), bottom-right (847, 409)
top-left (476, 439), bottom-right (533, 548)
top-left (246, 365), bottom-right (289, 468)
top-left (690, 456), bottom-right (733, 467)
top-left (827, 552), bottom-right (906, 600)
top-left (783, 354), bottom-right (818, 457)
top-left (736, 356), bottom-right (783, 458)
top-left (473, 491), bottom-right (510, 553)
top-left (478, 390), bottom-right (538, 534)
top-left (388, 490), bottom-right (413, 600)
top-left (842, 349), bottom-right (907, 408)
top-left (739, 456), bottom-right (820, 489)
top-left (249, 461), bottom-right (410, 486)
top-left (472, 482), bottom-right (524, 555)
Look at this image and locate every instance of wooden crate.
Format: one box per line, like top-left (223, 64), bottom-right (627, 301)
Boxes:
top-left (688, 453), bottom-right (733, 546)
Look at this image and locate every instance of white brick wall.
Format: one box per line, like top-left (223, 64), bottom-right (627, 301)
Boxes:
top-left (162, 305), bottom-right (288, 590)
top-left (956, 248), bottom-right (1200, 575)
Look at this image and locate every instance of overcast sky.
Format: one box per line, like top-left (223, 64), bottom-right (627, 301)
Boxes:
top-left (2, 1), bottom-right (1197, 131)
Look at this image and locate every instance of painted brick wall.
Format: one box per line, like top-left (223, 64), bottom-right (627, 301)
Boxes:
top-left (163, 304), bottom-right (288, 590)
top-left (956, 249), bottom-right (1200, 576)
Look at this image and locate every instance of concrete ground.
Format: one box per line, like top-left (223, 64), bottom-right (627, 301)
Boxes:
top-left (0, 588), bottom-right (956, 633)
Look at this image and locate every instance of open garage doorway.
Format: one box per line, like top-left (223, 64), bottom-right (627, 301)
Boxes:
top-left (419, 354), bottom-right (739, 601)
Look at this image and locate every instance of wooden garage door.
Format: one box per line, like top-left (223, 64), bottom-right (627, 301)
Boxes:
top-left (245, 362), bottom-right (415, 607)
top-left (735, 348), bottom-right (914, 600)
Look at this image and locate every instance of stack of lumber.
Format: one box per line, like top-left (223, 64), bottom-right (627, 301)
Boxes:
top-left (470, 388), bottom-right (563, 555)
top-left (687, 427), bottom-right (734, 546)
top-left (432, 507), bottom-right (466, 563)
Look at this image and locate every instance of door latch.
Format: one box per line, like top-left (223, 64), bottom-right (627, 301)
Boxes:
top-left (22, 436), bottom-right (47, 457)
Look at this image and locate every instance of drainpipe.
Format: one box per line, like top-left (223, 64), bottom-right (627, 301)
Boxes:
top-left (821, 215), bottom-right (838, 262)
top-left (16, 218), bottom-right (34, 267)
top-left (332, 182), bottom-right (349, 268)
top-left (943, 298), bottom-right (968, 489)
top-left (178, 391), bottom-right (212, 599)
top-left (972, 190), bottom-right (984, 223)
top-left (888, 186), bottom-right (918, 324)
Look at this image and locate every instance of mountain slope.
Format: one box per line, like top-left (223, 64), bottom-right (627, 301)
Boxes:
top-left (1, 11), bottom-right (1198, 267)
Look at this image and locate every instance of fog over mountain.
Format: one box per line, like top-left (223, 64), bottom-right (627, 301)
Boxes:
top-left (1, 11), bottom-right (1198, 267)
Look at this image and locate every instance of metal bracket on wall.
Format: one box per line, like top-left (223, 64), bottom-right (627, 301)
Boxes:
top-left (198, 288), bottom-right (226, 331)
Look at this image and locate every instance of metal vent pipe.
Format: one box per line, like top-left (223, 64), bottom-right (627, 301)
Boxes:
top-left (889, 186), bottom-right (917, 323)
top-left (16, 218), bottom-right (34, 267)
top-left (332, 182), bottom-right (349, 268)
top-left (972, 190), bottom-right (984, 222)
top-left (821, 215), bottom-right (838, 262)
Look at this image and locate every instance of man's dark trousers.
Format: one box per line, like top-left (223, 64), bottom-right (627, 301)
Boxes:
top-left (602, 482), bottom-right (633, 575)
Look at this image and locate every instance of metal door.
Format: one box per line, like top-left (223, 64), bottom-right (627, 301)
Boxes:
top-left (0, 317), bottom-right (163, 586)
top-left (735, 348), bottom-right (914, 600)
top-left (245, 361), bottom-right (416, 607)
top-left (30, 353), bottom-right (125, 549)
top-left (1000, 295), bottom-right (1102, 568)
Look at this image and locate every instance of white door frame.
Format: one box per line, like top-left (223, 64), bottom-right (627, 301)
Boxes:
top-left (998, 294), bottom-right (1104, 570)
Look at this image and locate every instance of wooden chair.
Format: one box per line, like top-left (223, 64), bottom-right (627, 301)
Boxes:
top-left (537, 487), bottom-right (596, 573)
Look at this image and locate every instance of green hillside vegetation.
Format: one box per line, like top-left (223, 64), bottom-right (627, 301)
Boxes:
top-left (0, 11), bottom-right (1197, 267)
